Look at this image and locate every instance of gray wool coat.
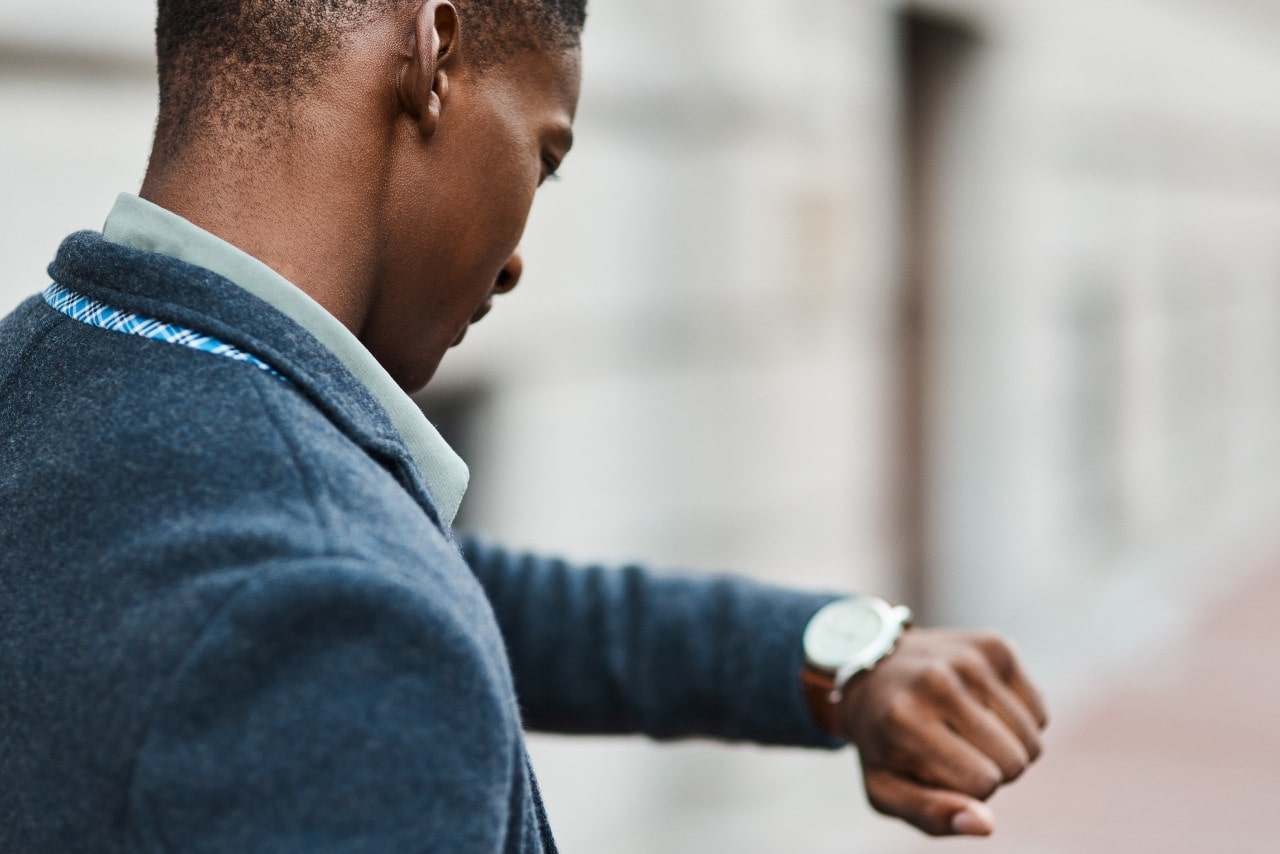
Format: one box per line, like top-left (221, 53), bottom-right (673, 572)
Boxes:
top-left (0, 232), bottom-right (837, 853)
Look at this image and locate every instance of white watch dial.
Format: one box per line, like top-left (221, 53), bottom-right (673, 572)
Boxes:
top-left (804, 599), bottom-right (888, 671)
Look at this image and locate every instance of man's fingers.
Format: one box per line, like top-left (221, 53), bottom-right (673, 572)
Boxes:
top-left (1007, 666), bottom-right (1049, 729)
top-left (973, 632), bottom-right (1049, 728)
top-left (908, 662), bottom-right (1030, 786)
top-left (898, 717), bottom-right (1005, 798)
top-left (945, 692), bottom-right (1032, 781)
top-left (863, 766), bottom-right (995, 837)
top-left (954, 656), bottom-right (1044, 762)
top-left (985, 675), bottom-right (1044, 759)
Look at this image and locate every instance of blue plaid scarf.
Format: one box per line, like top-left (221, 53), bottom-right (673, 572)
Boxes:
top-left (44, 282), bottom-right (283, 380)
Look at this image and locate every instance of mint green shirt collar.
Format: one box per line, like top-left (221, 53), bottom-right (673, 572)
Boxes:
top-left (102, 193), bottom-right (469, 527)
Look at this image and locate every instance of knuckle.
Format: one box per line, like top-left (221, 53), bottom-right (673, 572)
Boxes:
top-left (951, 648), bottom-right (989, 680)
top-left (975, 767), bottom-right (1002, 799)
top-left (958, 763), bottom-right (1003, 800)
top-left (884, 695), bottom-right (917, 730)
top-left (918, 662), bottom-right (960, 699)
top-left (975, 631), bottom-right (1017, 670)
top-left (972, 628), bottom-right (1007, 651)
top-left (1000, 754), bottom-right (1028, 782)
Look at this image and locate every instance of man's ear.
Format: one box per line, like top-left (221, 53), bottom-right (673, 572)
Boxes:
top-left (397, 0), bottom-right (460, 139)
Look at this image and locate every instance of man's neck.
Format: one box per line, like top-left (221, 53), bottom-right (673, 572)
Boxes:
top-left (139, 128), bottom-right (387, 338)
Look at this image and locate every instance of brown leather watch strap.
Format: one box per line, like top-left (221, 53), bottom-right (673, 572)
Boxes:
top-left (799, 667), bottom-right (845, 739)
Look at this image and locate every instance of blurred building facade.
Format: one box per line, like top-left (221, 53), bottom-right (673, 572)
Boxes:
top-left (4, 0), bottom-right (1280, 850)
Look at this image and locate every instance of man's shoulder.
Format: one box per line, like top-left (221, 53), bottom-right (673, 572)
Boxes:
top-left (1, 298), bottom-right (326, 507)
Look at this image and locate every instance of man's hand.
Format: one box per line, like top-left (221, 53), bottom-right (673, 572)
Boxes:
top-left (821, 629), bottom-right (1048, 837)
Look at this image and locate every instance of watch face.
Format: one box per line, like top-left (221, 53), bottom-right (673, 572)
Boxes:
top-left (804, 599), bottom-right (888, 671)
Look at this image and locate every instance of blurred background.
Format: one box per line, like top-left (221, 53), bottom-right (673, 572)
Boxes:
top-left (4, 0), bottom-right (1280, 850)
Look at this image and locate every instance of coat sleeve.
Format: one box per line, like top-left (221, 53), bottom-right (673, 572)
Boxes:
top-left (459, 537), bottom-right (842, 749)
top-left (126, 560), bottom-right (530, 854)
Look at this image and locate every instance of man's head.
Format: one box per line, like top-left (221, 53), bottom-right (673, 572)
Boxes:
top-left (146, 0), bottom-right (586, 390)
top-left (154, 0), bottom-right (586, 158)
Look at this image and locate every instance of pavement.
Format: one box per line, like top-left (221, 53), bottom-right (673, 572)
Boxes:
top-left (894, 560), bottom-right (1280, 854)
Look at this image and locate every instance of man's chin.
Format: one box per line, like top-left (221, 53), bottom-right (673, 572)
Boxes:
top-left (451, 309), bottom-right (490, 348)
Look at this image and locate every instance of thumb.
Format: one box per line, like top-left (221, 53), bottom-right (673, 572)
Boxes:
top-left (862, 766), bottom-right (996, 837)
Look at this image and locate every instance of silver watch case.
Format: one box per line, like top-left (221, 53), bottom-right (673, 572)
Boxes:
top-left (803, 597), bottom-right (913, 703)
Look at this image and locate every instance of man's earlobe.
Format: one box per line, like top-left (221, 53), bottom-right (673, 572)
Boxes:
top-left (398, 0), bottom-right (459, 139)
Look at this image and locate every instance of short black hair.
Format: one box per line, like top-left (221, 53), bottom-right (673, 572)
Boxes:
top-left (154, 0), bottom-right (587, 157)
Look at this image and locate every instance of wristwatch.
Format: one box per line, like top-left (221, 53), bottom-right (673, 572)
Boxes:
top-left (800, 596), bottom-right (913, 722)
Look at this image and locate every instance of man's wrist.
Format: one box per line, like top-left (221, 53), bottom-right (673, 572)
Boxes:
top-left (798, 596), bottom-right (913, 740)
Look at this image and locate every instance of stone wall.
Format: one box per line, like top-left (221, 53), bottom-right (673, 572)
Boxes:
top-left (5, 0), bottom-right (1280, 849)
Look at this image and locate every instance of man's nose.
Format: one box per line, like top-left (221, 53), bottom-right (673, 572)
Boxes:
top-left (494, 250), bottom-right (523, 294)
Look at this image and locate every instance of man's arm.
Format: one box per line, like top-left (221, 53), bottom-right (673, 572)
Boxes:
top-left (460, 536), bottom-right (841, 746)
top-left (462, 537), bottom-right (1047, 838)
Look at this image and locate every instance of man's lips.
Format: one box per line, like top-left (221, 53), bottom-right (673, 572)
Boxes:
top-left (470, 296), bottom-right (495, 324)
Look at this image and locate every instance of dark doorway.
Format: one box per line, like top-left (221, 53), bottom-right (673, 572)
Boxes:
top-left (894, 8), bottom-right (982, 621)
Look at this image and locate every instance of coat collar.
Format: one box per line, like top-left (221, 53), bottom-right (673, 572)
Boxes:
top-left (49, 229), bottom-right (454, 531)
top-left (98, 194), bottom-right (469, 527)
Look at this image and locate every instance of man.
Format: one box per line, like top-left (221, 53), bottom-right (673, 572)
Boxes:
top-left (0, 1), bottom-right (1046, 850)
